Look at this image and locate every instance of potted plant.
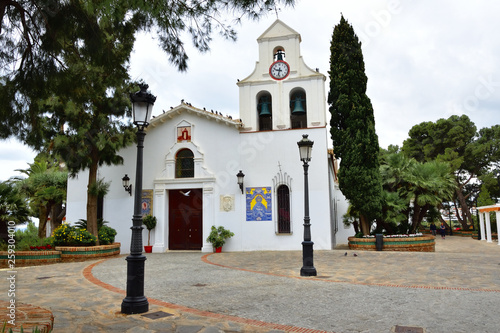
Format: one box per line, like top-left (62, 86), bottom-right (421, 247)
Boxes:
top-left (206, 226), bottom-right (234, 253)
top-left (143, 215), bottom-right (157, 253)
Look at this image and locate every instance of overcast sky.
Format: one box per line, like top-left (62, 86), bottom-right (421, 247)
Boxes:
top-left (1, 0), bottom-right (499, 181)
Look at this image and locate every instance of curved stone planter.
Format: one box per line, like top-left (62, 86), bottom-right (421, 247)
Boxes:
top-left (453, 230), bottom-right (475, 237)
top-left (55, 243), bottom-right (121, 261)
top-left (348, 236), bottom-right (435, 252)
top-left (0, 250), bottom-right (61, 268)
top-left (0, 243), bottom-right (120, 268)
top-left (0, 300), bottom-right (54, 333)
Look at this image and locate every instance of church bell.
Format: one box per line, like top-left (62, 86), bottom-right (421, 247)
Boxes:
top-left (275, 50), bottom-right (285, 61)
top-left (291, 97), bottom-right (306, 115)
top-left (258, 99), bottom-right (272, 116)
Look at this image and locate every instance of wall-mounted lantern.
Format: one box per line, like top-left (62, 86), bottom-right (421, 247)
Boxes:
top-left (236, 170), bottom-right (245, 194)
top-left (122, 174), bottom-right (132, 196)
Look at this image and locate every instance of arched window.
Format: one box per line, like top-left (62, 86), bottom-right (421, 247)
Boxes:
top-left (175, 149), bottom-right (194, 178)
top-left (277, 185), bottom-right (291, 233)
top-left (257, 92), bottom-right (272, 131)
top-left (290, 89), bottom-right (307, 129)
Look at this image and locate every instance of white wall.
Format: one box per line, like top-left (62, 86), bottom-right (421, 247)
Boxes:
top-left (65, 109), bottom-right (344, 253)
top-left (227, 126), bottom-right (333, 251)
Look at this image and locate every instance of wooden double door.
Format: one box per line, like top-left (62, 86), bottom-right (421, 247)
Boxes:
top-left (168, 189), bottom-right (203, 250)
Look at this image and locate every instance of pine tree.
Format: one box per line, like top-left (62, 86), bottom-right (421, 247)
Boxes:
top-left (44, 3), bottom-right (137, 239)
top-left (328, 16), bottom-right (383, 235)
top-left (403, 117), bottom-right (500, 229)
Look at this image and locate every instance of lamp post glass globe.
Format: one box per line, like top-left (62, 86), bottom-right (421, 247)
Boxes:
top-left (297, 134), bottom-right (313, 162)
top-left (130, 84), bottom-right (156, 130)
top-left (237, 170), bottom-right (245, 193)
top-left (122, 174), bottom-right (132, 195)
top-left (122, 174), bottom-right (130, 187)
top-left (133, 101), bottom-right (153, 126)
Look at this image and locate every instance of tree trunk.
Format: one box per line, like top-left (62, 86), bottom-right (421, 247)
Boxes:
top-left (0, 218), bottom-right (7, 243)
top-left (411, 204), bottom-right (429, 234)
top-left (353, 220), bottom-right (360, 235)
top-left (359, 214), bottom-right (370, 235)
top-left (410, 201), bottom-right (420, 233)
top-left (455, 188), bottom-right (473, 229)
top-left (38, 205), bottom-right (49, 239)
top-left (453, 200), bottom-right (465, 227)
top-left (86, 151), bottom-right (99, 243)
top-left (50, 204), bottom-right (64, 233)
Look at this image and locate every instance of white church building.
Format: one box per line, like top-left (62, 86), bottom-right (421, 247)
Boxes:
top-left (66, 20), bottom-right (352, 253)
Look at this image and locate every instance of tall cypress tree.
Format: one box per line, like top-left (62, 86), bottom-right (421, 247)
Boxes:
top-left (328, 16), bottom-right (382, 235)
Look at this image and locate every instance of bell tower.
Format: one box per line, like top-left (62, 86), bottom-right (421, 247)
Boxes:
top-left (237, 19), bottom-right (327, 132)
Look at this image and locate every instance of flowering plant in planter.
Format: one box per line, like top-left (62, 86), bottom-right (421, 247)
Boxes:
top-left (98, 225), bottom-right (117, 245)
top-left (52, 222), bottom-right (97, 246)
top-left (362, 233), bottom-right (423, 238)
top-left (75, 218), bottom-right (117, 245)
top-left (29, 245), bottom-right (53, 251)
top-left (12, 221), bottom-right (53, 251)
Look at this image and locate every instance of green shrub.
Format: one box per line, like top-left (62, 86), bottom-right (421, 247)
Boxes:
top-left (51, 223), bottom-right (72, 246)
top-left (52, 223), bottom-right (96, 246)
top-left (143, 215), bottom-right (157, 231)
top-left (143, 215), bottom-right (157, 246)
top-left (15, 222), bottom-right (38, 248)
top-left (98, 225), bottom-right (117, 245)
top-left (14, 222), bottom-right (52, 251)
top-left (75, 219), bottom-right (116, 244)
top-left (72, 228), bottom-right (97, 246)
top-left (206, 226), bottom-right (234, 249)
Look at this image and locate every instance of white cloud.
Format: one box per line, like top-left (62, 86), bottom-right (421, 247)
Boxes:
top-left (0, 139), bottom-right (36, 181)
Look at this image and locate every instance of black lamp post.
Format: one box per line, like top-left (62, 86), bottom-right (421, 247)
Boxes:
top-left (121, 83), bottom-right (156, 314)
top-left (297, 134), bottom-right (317, 276)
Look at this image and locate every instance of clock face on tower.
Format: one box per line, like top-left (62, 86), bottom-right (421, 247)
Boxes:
top-left (269, 60), bottom-right (290, 80)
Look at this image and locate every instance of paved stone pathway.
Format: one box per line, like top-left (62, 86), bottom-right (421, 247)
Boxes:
top-left (1, 260), bottom-right (286, 332)
top-left (1, 236), bottom-right (499, 332)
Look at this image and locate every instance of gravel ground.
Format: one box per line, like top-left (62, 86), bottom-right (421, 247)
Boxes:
top-left (93, 251), bottom-right (500, 333)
